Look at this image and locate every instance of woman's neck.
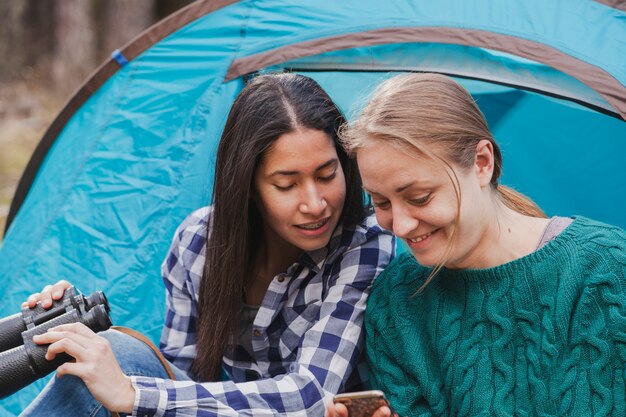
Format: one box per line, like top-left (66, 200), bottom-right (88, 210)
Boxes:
top-left (452, 205), bottom-right (550, 270)
top-left (246, 235), bottom-right (302, 306)
top-left (495, 208), bottom-right (549, 258)
top-left (266, 230), bottom-right (302, 272)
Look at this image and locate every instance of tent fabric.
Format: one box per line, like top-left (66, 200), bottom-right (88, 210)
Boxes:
top-left (1, 0), bottom-right (625, 414)
top-left (226, 27), bottom-right (626, 118)
top-left (267, 43), bottom-right (617, 114)
top-left (593, 0), bottom-right (626, 12)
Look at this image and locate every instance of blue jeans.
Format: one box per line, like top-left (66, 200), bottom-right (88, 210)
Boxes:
top-left (19, 329), bottom-right (191, 417)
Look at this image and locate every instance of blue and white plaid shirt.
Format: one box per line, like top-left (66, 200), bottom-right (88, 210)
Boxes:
top-left (131, 206), bottom-right (395, 416)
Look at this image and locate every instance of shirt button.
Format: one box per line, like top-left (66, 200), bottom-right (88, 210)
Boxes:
top-left (277, 275), bottom-right (285, 283)
top-left (254, 329), bottom-right (261, 337)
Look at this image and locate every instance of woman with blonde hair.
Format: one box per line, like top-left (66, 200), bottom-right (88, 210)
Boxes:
top-left (329, 73), bottom-right (626, 417)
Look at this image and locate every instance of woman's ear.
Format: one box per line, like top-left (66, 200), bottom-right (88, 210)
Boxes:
top-left (475, 139), bottom-right (495, 187)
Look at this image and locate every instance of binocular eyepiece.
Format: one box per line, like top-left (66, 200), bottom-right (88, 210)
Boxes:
top-left (0, 287), bottom-right (112, 399)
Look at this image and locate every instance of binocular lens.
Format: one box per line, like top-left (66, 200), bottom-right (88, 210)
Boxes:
top-left (85, 291), bottom-right (110, 314)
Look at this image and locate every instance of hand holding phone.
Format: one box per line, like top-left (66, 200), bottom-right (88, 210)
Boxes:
top-left (333, 390), bottom-right (395, 417)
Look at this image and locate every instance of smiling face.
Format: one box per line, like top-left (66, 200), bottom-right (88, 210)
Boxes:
top-left (254, 128), bottom-right (346, 255)
top-left (357, 139), bottom-right (491, 269)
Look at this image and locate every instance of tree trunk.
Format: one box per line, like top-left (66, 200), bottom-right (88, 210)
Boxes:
top-left (0, 0), bottom-right (28, 81)
top-left (102, 0), bottom-right (156, 56)
top-left (52, 0), bottom-right (96, 96)
top-left (23, 0), bottom-right (56, 71)
top-left (156, 0), bottom-right (195, 20)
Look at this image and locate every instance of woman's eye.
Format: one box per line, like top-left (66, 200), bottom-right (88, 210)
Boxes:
top-left (318, 172), bottom-right (337, 182)
top-left (274, 184), bottom-right (295, 191)
top-left (409, 194), bottom-right (431, 206)
top-left (372, 200), bottom-right (391, 210)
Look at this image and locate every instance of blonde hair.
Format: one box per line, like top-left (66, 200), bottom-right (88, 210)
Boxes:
top-left (341, 73), bottom-right (546, 289)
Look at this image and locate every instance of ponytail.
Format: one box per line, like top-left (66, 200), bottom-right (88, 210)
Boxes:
top-left (496, 185), bottom-right (547, 218)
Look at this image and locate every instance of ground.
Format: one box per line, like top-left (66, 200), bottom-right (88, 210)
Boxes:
top-left (0, 79), bottom-right (61, 240)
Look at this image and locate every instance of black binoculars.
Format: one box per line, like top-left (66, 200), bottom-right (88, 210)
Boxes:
top-left (0, 287), bottom-right (112, 399)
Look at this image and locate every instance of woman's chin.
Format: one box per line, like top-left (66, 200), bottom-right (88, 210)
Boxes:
top-left (408, 250), bottom-right (441, 268)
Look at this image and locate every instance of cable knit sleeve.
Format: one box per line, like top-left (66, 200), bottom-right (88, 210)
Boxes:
top-left (365, 254), bottom-right (435, 417)
top-left (559, 225), bottom-right (626, 416)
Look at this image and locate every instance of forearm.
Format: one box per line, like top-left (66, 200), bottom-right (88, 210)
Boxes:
top-left (130, 367), bottom-right (329, 417)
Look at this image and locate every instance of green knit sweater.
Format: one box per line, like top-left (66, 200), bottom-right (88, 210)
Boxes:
top-left (365, 217), bottom-right (626, 417)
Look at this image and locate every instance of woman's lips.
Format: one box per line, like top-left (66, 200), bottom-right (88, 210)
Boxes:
top-left (408, 230), bottom-right (434, 243)
top-left (405, 229), bottom-right (437, 249)
top-left (294, 216), bottom-right (332, 236)
top-left (295, 217), bottom-right (330, 230)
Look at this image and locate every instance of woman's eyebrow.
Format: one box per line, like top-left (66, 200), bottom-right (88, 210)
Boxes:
top-left (315, 159), bottom-right (338, 172)
top-left (364, 181), bottom-right (428, 196)
top-left (268, 159), bottom-right (337, 177)
top-left (362, 187), bottom-right (380, 196)
top-left (395, 181), bottom-right (417, 193)
top-left (268, 170), bottom-right (298, 177)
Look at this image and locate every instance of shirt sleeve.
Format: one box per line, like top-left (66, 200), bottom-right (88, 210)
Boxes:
top-left (131, 223), bottom-right (395, 417)
top-left (158, 208), bottom-right (208, 375)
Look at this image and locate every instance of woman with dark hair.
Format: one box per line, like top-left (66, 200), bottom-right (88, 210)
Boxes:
top-left (21, 73), bottom-right (395, 416)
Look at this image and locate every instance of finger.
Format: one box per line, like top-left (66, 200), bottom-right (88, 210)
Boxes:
top-left (33, 322), bottom-right (97, 346)
top-left (32, 322), bottom-right (93, 345)
top-left (45, 327), bottom-right (108, 362)
top-left (49, 322), bottom-right (96, 337)
top-left (45, 334), bottom-right (91, 361)
top-left (47, 331), bottom-right (113, 365)
top-left (25, 292), bottom-right (41, 309)
top-left (53, 325), bottom-right (105, 348)
top-left (372, 406), bottom-right (392, 417)
top-left (55, 361), bottom-right (84, 379)
top-left (335, 403), bottom-right (349, 417)
top-left (51, 280), bottom-right (72, 300)
top-left (39, 285), bottom-right (55, 308)
top-left (32, 330), bottom-right (74, 346)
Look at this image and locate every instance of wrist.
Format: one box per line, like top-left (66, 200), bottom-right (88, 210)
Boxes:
top-left (114, 376), bottom-right (136, 413)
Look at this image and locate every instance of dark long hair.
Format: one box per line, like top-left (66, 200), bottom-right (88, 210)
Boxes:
top-left (193, 73), bottom-right (364, 380)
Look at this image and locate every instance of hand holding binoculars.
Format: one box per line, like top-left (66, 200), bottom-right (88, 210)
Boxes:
top-left (0, 287), bottom-right (112, 398)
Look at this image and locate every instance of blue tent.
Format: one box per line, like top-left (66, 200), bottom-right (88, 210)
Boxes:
top-left (2, 0), bottom-right (625, 413)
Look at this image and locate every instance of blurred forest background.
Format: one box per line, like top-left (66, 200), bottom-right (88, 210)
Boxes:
top-left (0, 0), bottom-right (195, 239)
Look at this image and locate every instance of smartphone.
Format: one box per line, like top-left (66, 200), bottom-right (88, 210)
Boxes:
top-left (333, 390), bottom-right (393, 417)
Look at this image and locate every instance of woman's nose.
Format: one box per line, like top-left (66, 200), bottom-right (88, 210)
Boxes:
top-left (299, 185), bottom-right (327, 215)
top-left (391, 205), bottom-right (419, 238)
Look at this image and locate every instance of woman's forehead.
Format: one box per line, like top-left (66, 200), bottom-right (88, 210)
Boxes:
top-left (259, 128), bottom-right (337, 173)
top-left (358, 144), bottom-right (447, 189)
